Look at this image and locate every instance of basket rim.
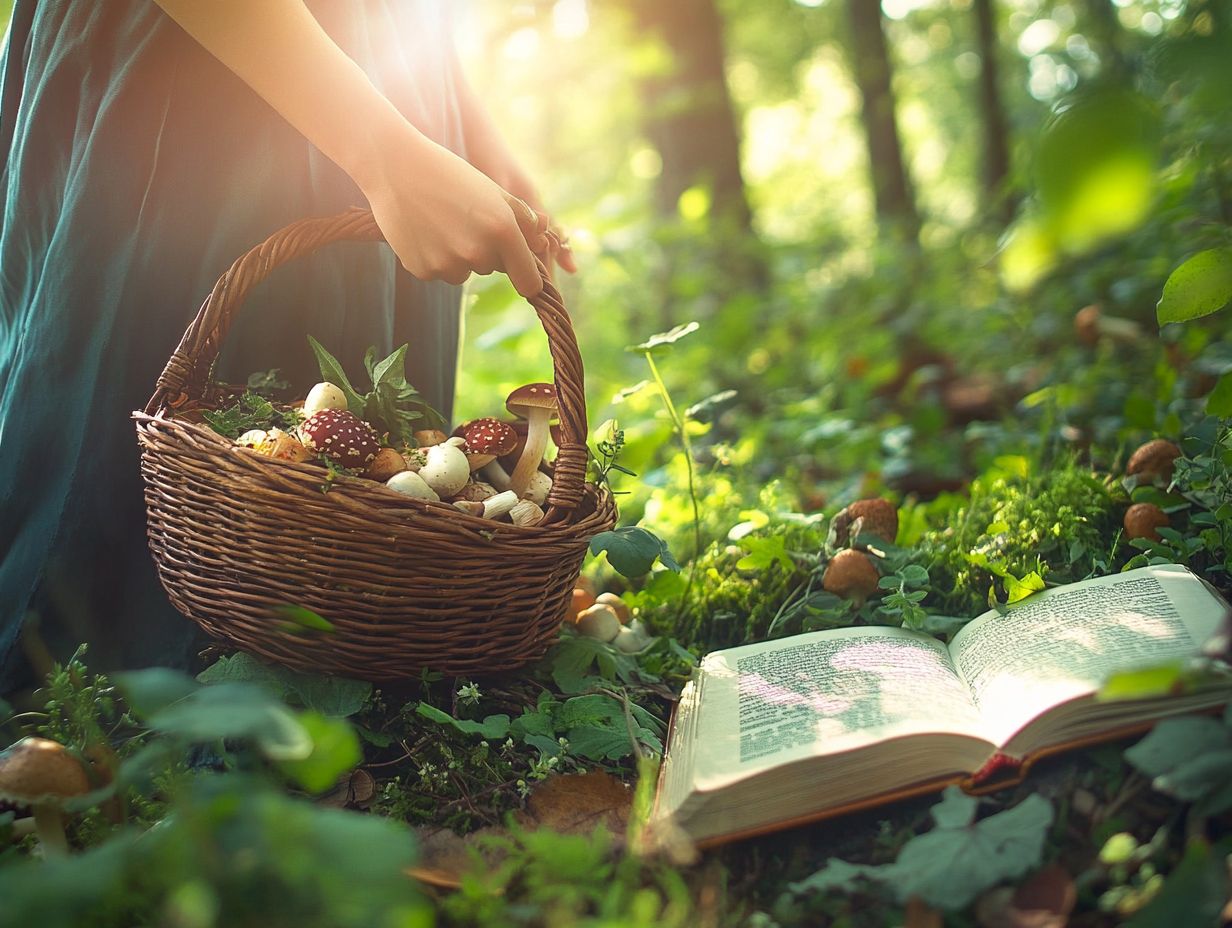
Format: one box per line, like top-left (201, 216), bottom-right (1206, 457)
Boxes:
top-left (134, 409), bottom-right (616, 542)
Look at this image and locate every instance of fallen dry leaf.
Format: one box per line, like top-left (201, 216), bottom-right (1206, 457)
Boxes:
top-left (517, 771), bottom-right (632, 835)
top-left (904, 896), bottom-right (944, 928)
top-left (407, 772), bottom-right (633, 891)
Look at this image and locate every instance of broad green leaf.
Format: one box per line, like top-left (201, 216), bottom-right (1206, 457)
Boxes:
top-left (276, 711), bottom-right (362, 794)
top-left (307, 335), bottom-right (365, 413)
top-left (274, 604), bottom-right (336, 634)
top-left (736, 535), bottom-right (794, 572)
top-left (891, 792), bottom-right (1052, 908)
top-left (115, 668), bottom-right (200, 717)
top-left (1127, 838), bottom-right (1232, 928)
top-left (790, 789), bottom-right (1052, 910)
top-left (1036, 89), bottom-right (1160, 252)
top-left (145, 682), bottom-right (313, 760)
top-left (626, 321), bottom-right (700, 356)
top-left (1125, 714), bottom-right (1232, 815)
top-left (1099, 662), bottom-right (1186, 701)
top-left (197, 652), bottom-right (370, 718)
top-left (415, 702), bottom-right (510, 740)
top-left (590, 527), bottom-right (680, 577)
top-left (1206, 372), bottom-right (1232, 416)
top-left (1005, 571), bottom-right (1046, 604)
top-left (370, 343), bottom-right (410, 388)
top-left (1158, 248), bottom-right (1232, 325)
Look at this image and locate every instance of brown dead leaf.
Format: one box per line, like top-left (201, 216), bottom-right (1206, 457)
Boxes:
top-left (976, 865), bottom-right (1075, 928)
top-left (407, 772), bottom-right (632, 892)
top-left (409, 825), bottom-right (508, 891)
top-left (517, 771), bottom-right (632, 836)
top-left (904, 896), bottom-right (944, 928)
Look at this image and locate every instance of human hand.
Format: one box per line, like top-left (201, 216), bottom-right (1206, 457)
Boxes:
top-left (357, 126), bottom-right (549, 298)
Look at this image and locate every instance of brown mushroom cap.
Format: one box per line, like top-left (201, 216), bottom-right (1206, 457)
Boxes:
top-left (832, 499), bottom-right (899, 549)
top-left (822, 550), bottom-right (881, 603)
top-left (0, 738), bottom-right (91, 805)
top-left (1127, 439), bottom-right (1182, 483)
top-left (1124, 503), bottom-right (1169, 541)
top-left (1074, 304), bottom-right (1102, 348)
top-left (505, 383), bottom-right (560, 421)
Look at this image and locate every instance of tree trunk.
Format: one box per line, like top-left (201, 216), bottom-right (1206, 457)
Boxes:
top-left (846, 0), bottom-right (919, 242)
top-left (972, 0), bottom-right (1014, 224)
top-left (629, 0), bottom-right (765, 297)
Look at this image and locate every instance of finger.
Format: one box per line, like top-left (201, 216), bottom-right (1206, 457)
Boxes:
top-left (503, 192), bottom-right (549, 253)
top-left (556, 244), bottom-right (578, 275)
top-left (495, 213), bottom-right (544, 298)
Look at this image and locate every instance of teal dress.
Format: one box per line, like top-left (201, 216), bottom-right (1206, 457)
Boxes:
top-left (0, 1), bottom-right (466, 691)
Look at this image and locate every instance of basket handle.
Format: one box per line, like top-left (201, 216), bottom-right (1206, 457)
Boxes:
top-left (146, 207), bottom-right (591, 518)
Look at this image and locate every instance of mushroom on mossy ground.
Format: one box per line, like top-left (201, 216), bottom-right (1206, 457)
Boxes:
top-left (831, 498), bottom-right (899, 549)
top-left (1127, 439), bottom-right (1181, 485)
top-left (1124, 503), bottom-right (1169, 541)
top-left (0, 738), bottom-right (91, 856)
top-left (822, 550), bottom-right (881, 605)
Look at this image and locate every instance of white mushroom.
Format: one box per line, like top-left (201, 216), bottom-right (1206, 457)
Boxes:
top-left (613, 625), bottom-right (650, 653)
top-left (509, 499), bottom-right (545, 527)
top-left (303, 382), bottom-right (349, 417)
top-left (482, 490), bottom-right (519, 520)
top-left (418, 437), bottom-right (470, 497)
top-left (575, 604), bottom-right (621, 643)
top-left (523, 471), bottom-right (553, 507)
top-left (385, 471), bottom-right (440, 501)
top-left (236, 429), bottom-right (270, 449)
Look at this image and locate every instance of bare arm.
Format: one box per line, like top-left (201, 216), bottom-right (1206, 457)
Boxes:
top-left (152, 0), bottom-right (546, 296)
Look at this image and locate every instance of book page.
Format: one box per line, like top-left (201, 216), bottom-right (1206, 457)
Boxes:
top-left (688, 626), bottom-right (989, 792)
top-left (949, 564), bottom-right (1226, 747)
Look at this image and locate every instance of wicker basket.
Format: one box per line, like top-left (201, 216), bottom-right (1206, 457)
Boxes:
top-left (133, 208), bottom-right (617, 681)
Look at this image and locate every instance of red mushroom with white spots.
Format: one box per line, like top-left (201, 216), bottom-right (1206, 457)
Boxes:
top-left (458, 418), bottom-right (519, 490)
top-left (506, 383), bottom-right (560, 498)
top-left (299, 409), bottom-right (380, 469)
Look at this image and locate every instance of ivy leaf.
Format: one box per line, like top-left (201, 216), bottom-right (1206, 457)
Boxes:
top-left (589, 527), bottom-right (680, 577)
top-left (736, 535), bottom-right (794, 572)
top-left (790, 789), bottom-right (1053, 910)
top-left (415, 703), bottom-right (511, 741)
top-left (626, 321), bottom-right (701, 356)
top-left (1125, 714), bottom-right (1232, 815)
top-left (547, 634), bottom-right (639, 693)
top-left (1004, 571), bottom-right (1046, 604)
top-left (1157, 248), bottom-right (1232, 326)
top-left (197, 652), bottom-right (370, 718)
top-left (557, 695), bottom-right (662, 760)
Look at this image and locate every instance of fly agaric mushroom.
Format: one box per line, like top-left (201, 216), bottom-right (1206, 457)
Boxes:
top-left (300, 409), bottom-right (380, 469)
top-left (822, 550), bottom-right (881, 605)
top-left (1127, 439), bottom-right (1181, 484)
top-left (1124, 503), bottom-right (1169, 541)
top-left (365, 447), bottom-right (407, 482)
top-left (0, 738), bottom-right (91, 856)
top-left (303, 381), bottom-right (349, 418)
top-left (458, 418), bottom-right (519, 487)
top-left (506, 384), bottom-right (559, 497)
top-left (831, 498), bottom-right (899, 549)
top-left (418, 437), bottom-right (470, 497)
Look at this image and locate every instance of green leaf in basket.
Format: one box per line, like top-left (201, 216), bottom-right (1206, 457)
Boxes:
top-left (589, 527), bottom-right (681, 577)
top-left (274, 604), bottom-right (337, 634)
top-left (307, 335), bottom-right (366, 414)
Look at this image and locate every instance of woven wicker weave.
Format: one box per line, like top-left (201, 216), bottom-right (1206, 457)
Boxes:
top-left (133, 208), bottom-right (616, 680)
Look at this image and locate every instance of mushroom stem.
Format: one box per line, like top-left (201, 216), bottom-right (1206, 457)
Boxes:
top-left (509, 408), bottom-right (551, 497)
top-left (32, 804), bottom-right (68, 856)
top-left (479, 460), bottom-right (513, 492)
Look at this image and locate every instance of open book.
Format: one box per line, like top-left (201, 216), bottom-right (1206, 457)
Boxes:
top-left (653, 564), bottom-right (1231, 847)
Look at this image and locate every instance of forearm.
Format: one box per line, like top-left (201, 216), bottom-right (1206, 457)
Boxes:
top-left (152, 0), bottom-right (422, 190)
